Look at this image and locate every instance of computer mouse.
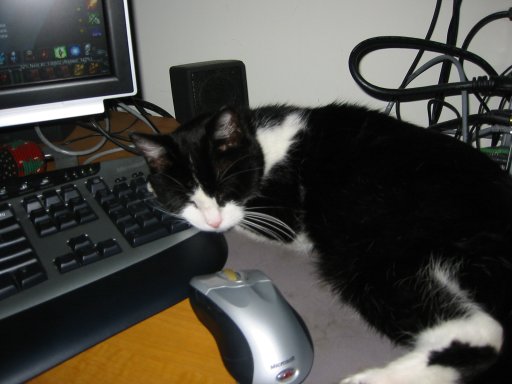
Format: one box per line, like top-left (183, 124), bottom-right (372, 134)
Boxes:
top-left (189, 269), bottom-right (314, 384)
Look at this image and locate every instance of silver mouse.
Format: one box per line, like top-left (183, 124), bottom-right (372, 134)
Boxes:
top-left (189, 269), bottom-right (314, 384)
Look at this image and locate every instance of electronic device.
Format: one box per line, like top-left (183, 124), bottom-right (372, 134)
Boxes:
top-left (170, 60), bottom-right (249, 123)
top-left (0, 0), bottom-right (137, 129)
top-left (0, 156), bottom-right (228, 384)
top-left (190, 269), bottom-right (314, 384)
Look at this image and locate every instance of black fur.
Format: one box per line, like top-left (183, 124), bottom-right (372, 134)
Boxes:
top-left (132, 103), bottom-right (512, 383)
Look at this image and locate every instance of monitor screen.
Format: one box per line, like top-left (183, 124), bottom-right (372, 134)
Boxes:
top-left (0, 0), bottom-right (137, 128)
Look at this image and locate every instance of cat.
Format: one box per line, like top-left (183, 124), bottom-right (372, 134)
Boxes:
top-left (131, 103), bottom-right (512, 384)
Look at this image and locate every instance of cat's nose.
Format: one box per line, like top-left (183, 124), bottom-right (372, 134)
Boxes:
top-left (203, 208), bottom-right (222, 229)
top-left (207, 217), bottom-right (222, 229)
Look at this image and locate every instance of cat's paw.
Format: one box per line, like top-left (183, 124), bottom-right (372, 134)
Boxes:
top-left (339, 362), bottom-right (459, 384)
top-left (340, 368), bottom-right (390, 384)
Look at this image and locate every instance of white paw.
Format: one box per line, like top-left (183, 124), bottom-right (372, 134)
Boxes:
top-left (340, 368), bottom-right (391, 384)
top-left (339, 358), bottom-right (459, 384)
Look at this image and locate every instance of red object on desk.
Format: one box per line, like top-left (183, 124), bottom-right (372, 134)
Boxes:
top-left (0, 140), bottom-right (46, 180)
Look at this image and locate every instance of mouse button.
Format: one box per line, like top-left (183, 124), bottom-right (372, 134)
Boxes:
top-left (190, 274), bottom-right (236, 295)
top-left (214, 286), bottom-right (251, 308)
top-left (243, 269), bottom-right (272, 284)
top-left (251, 280), bottom-right (278, 302)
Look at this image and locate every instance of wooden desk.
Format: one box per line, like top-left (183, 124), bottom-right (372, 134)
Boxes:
top-left (28, 113), bottom-right (235, 384)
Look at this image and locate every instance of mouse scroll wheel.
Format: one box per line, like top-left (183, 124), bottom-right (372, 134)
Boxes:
top-left (221, 268), bottom-right (242, 282)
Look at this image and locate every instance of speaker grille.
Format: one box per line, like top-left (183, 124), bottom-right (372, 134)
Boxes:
top-left (170, 60), bottom-right (249, 123)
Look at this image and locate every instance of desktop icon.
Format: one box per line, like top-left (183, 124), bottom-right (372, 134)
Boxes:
top-left (73, 63), bottom-right (85, 77)
top-left (0, 70), bottom-right (10, 86)
top-left (87, 0), bottom-right (98, 11)
top-left (88, 12), bottom-right (101, 26)
top-left (24, 50), bottom-right (36, 62)
top-left (9, 51), bottom-right (19, 65)
top-left (39, 48), bottom-right (51, 61)
top-left (54, 46), bottom-right (67, 60)
top-left (69, 45), bottom-right (81, 58)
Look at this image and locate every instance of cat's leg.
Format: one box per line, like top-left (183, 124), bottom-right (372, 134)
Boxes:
top-left (340, 310), bottom-right (503, 384)
top-left (339, 259), bottom-right (504, 384)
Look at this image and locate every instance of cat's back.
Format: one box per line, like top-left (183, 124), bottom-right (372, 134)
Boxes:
top-left (301, 103), bottom-right (509, 184)
top-left (293, 104), bottom-right (512, 235)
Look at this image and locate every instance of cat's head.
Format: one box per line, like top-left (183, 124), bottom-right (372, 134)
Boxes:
top-left (131, 107), bottom-right (264, 232)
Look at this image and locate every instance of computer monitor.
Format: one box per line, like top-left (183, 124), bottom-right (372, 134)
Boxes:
top-left (0, 0), bottom-right (137, 129)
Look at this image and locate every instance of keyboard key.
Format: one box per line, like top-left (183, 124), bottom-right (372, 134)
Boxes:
top-left (54, 253), bottom-right (80, 273)
top-left (0, 240), bottom-right (33, 261)
top-left (68, 196), bottom-right (88, 212)
top-left (169, 219), bottom-right (192, 233)
top-left (103, 201), bottom-right (124, 215)
top-left (136, 212), bottom-right (159, 228)
top-left (113, 182), bottom-right (131, 198)
top-left (55, 212), bottom-right (78, 230)
top-left (49, 202), bottom-right (69, 218)
top-left (0, 228), bottom-right (25, 248)
top-left (41, 190), bottom-right (62, 209)
top-left (0, 203), bottom-right (14, 222)
top-left (96, 239), bottom-right (122, 258)
top-left (118, 218), bottom-right (140, 235)
top-left (15, 263), bottom-right (47, 289)
top-left (110, 208), bottom-right (131, 224)
top-left (130, 177), bottom-right (148, 193)
top-left (0, 253), bottom-right (37, 276)
top-left (22, 195), bottom-right (43, 214)
top-left (30, 208), bottom-right (50, 225)
top-left (120, 194), bottom-right (139, 208)
top-left (129, 202), bottom-right (150, 217)
top-left (127, 225), bottom-right (169, 247)
top-left (75, 207), bottom-right (97, 224)
top-left (86, 177), bottom-right (107, 195)
top-left (35, 219), bottom-right (58, 237)
top-left (68, 234), bottom-right (93, 251)
top-left (76, 245), bottom-right (100, 265)
top-left (0, 274), bottom-right (17, 300)
top-left (95, 189), bottom-right (115, 205)
top-left (0, 217), bottom-right (20, 235)
top-left (60, 184), bottom-right (81, 202)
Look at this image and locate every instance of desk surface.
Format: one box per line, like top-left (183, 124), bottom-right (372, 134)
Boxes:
top-left (28, 113), bottom-right (235, 384)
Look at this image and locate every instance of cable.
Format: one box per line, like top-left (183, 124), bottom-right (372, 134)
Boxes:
top-left (83, 147), bottom-right (128, 164)
top-left (385, 0), bottom-right (443, 117)
top-left (391, 54), bottom-right (470, 141)
top-left (88, 118), bottom-right (140, 155)
top-left (116, 102), bottom-right (161, 134)
top-left (430, 0), bottom-right (463, 124)
top-left (35, 117), bottom-right (110, 156)
top-left (348, 36), bottom-right (503, 103)
top-left (461, 8), bottom-right (512, 53)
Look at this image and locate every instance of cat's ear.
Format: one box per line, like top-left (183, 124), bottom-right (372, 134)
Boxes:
top-left (131, 133), bottom-right (172, 172)
top-left (210, 108), bottom-right (244, 152)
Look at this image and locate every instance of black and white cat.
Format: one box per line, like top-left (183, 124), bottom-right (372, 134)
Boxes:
top-left (132, 103), bottom-right (512, 384)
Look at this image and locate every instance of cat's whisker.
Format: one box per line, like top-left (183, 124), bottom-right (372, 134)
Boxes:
top-left (240, 220), bottom-right (288, 242)
top-left (243, 211), bottom-right (296, 241)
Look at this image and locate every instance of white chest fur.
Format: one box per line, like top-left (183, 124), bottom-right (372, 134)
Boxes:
top-left (256, 113), bottom-right (305, 175)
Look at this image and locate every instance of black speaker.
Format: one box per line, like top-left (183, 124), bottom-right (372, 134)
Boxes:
top-left (169, 60), bottom-right (249, 123)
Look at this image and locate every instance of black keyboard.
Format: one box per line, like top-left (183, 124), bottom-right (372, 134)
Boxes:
top-left (0, 156), bottom-right (227, 384)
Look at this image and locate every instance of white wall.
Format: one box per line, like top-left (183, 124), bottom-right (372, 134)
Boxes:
top-left (131, 0), bottom-right (511, 126)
